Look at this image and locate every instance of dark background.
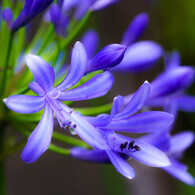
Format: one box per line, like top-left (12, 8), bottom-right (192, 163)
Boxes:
top-left (5, 0), bottom-right (195, 194)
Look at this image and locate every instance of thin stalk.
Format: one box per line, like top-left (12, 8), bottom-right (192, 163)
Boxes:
top-left (37, 25), bottom-right (55, 56)
top-left (61, 11), bottom-right (92, 50)
top-left (0, 31), bottom-right (15, 99)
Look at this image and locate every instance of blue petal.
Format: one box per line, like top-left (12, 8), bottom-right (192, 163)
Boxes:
top-left (2, 8), bottom-right (13, 28)
top-left (86, 44), bottom-right (126, 73)
top-left (84, 95), bottom-right (124, 127)
top-left (4, 95), bottom-right (45, 114)
top-left (112, 41), bottom-right (163, 73)
top-left (91, 0), bottom-right (119, 11)
top-left (163, 159), bottom-right (195, 186)
top-left (58, 71), bottom-right (114, 101)
top-left (82, 29), bottom-right (99, 59)
top-left (25, 54), bottom-right (55, 93)
top-left (29, 81), bottom-right (45, 96)
top-left (164, 51), bottom-right (180, 70)
top-left (139, 132), bottom-right (171, 152)
top-left (121, 13), bottom-right (149, 46)
top-left (71, 147), bottom-right (110, 163)
top-left (58, 101), bottom-right (108, 149)
top-left (176, 95), bottom-right (195, 112)
top-left (104, 111), bottom-right (174, 133)
top-left (109, 134), bottom-right (171, 167)
top-left (115, 81), bottom-right (150, 119)
top-left (11, 0), bottom-right (53, 31)
top-left (56, 42), bottom-right (88, 91)
top-left (169, 131), bottom-right (194, 154)
top-left (150, 67), bottom-right (195, 98)
top-left (21, 103), bottom-right (54, 163)
top-left (106, 149), bottom-right (135, 180)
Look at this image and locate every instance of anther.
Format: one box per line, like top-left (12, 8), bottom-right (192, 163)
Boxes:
top-left (73, 124), bottom-right (77, 129)
top-left (128, 140), bottom-right (135, 150)
top-left (134, 145), bottom-right (141, 151)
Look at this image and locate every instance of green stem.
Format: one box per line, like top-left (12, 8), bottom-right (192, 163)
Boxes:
top-left (75, 103), bottom-right (113, 116)
top-left (0, 31), bottom-right (15, 99)
top-left (52, 131), bottom-right (90, 148)
top-left (37, 25), bottom-right (55, 56)
top-left (49, 144), bottom-right (70, 155)
top-left (61, 11), bottom-right (92, 49)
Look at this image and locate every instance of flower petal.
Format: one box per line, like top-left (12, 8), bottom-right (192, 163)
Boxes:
top-left (58, 101), bottom-right (108, 150)
top-left (25, 54), bottom-right (55, 92)
top-left (163, 159), bottom-right (195, 186)
top-left (104, 111), bottom-right (174, 133)
top-left (58, 71), bottom-right (114, 101)
top-left (150, 67), bottom-right (195, 98)
top-left (84, 95), bottom-right (124, 127)
top-left (11, 0), bottom-right (53, 31)
top-left (56, 41), bottom-right (88, 91)
top-left (112, 41), bottom-right (163, 73)
top-left (86, 44), bottom-right (126, 73)
top-left (169, 131), bottom-right (194, 154)
top-left (4, 95), bottom-right (45, 114)
top-left (121, 13), bottom-right (149, 46)
top-left (29, 81), bottom-right (45, 96)
top-left (106, 149), bottom-right (135, 180)
top-left (91, 0), bottom-right (119, 11)
top-left (71, 147), bottom-right (110, 163)
top-left (164, 51), bottom-right (180, 70)
top-left (109, 134), bottom-right (171, 167)
top-left (115, 81), bottom-right (150, 119)
top-left (21, 103), bottom-right (54, 163)
top-left (82, 29), bottom-right (99, 59)
top-left (176, 95), bottom-right (195, 112)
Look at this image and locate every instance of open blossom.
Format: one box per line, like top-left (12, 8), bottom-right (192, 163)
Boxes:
top-left (4, 41), bottom-right (114, 163)
top-left (70, 82), bottom-right (174, 180)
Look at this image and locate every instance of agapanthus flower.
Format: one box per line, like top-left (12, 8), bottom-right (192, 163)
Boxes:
top-left (49, 4), bottom-right (69, 36)
top-left (70, 82), bottom-right (174, 179)
top-left (143, 51), bottom-right (194, 116)
top-left (82, 13), bottom-right (163, 73)
top-left (11, 0), bottom-right (54, 31)
top-left (4, 41), bottom-right (114, 163)
top-left (139, 131), bottom-right (195, 185)
top-left (1, 7), bottom-right (13, 28)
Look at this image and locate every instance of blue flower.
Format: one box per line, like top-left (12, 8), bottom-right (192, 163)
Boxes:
top-left (144, 51), bottom-right (194, 116)
top-left (11, 0), bottom-right (54, 31)
top-left (70, 82), bottom-right (173, 180)
top-left (139, 131), bottom-right (195, 185)
top-left (4, 41), bottom-right (114, 163)
top-left (82, 13), bottom-right (163, 73)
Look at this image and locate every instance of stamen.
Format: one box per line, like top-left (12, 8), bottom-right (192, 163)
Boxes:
top-left (119, 140), bottom-right (141, 152)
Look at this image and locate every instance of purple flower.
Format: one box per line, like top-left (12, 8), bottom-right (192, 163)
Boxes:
top-left (147, 51), bottom-right (195, 116)
top-left (124, 51), bottom-right (195, 118)
top-left (139, 131), bottom-right (195, 185)
top-left (49, 4), bottom-right (69, 36)
top-left (81, 13), bottom-right (163, 73)
top-left (112, 13), bottom-right (163, 73)
top-left (4, 41), bottom-right (114, 163)
top-left (1, 8), bottom-right (13, 28)
top-left (11, 0), bottom-right (54, 31)
top-left (70, 82), bottom-right (173, 180)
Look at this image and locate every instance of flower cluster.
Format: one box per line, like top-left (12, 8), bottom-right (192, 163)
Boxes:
top-left (0, 0), bottom-right (194, 190)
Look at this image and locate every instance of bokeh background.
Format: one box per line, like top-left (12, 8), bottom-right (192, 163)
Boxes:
top-left (5, 0), bottom-right (195, 194)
